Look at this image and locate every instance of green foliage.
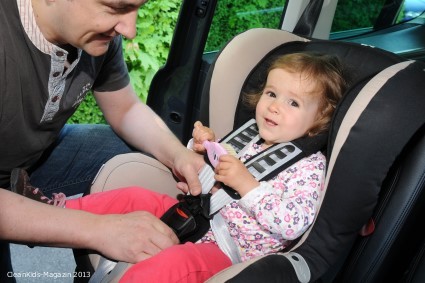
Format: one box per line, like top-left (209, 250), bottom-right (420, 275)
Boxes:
top-left (69, 0), bottom-right (181, 124)
top-left (124, 0), bottom-right (181, 102)
top-left (68, 93), bottom-right (106, 124)
top-left (205, 0), bottom-right (285, 52)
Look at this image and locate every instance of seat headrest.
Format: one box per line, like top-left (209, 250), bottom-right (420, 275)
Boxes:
top-left (234, 38), bottom-right (403, 129)
top-left (205, 28), bottom-right (402, 138)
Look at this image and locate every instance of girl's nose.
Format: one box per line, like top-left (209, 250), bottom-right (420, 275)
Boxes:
top-left (268, 101), bottom-right (279, 114)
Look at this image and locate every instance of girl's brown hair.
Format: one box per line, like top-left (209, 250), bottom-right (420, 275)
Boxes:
top-left (243, 52), bottom-right (347, 137)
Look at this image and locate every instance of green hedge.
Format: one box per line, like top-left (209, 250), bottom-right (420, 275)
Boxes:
top-left (205, 1), bottom-right (284, 52)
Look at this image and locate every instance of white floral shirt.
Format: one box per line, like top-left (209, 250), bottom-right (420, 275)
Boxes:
top-left (199, 141), bottom-right (326, 261)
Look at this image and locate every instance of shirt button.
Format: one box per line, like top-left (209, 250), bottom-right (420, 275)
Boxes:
top-left (51, 95), bottom-right (59, 102)
top-left (52, 72), bottom-right (61, 77)
top-left (56, 51), bottom-right (64, 57)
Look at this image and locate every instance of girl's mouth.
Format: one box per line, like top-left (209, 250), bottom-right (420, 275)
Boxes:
top-left (265, 118), bottom-right (277, 126)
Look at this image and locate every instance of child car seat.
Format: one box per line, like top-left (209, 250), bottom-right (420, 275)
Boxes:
top-left (82, 28), bottom-right (425, 282)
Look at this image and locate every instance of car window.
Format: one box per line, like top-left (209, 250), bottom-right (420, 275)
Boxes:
top-left (331, 0), bottom-right (425, 37)
top-left (205, 0), bottom-right (287, 53)
top-left (331, 0), bottom-right (386, 33)
top-left (399, 0), bottom-right (425, 21)
top-left (206, 0), bottom-right (425, 52)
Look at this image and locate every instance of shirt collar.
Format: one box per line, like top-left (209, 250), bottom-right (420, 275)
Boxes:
top-left (17, 0), bottom-right (58, 54)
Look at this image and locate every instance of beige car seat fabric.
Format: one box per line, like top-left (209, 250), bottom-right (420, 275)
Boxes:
top-left (90, 152), bottom-right (177, 196)
top-left (88, 153), bottom-right (177, 274)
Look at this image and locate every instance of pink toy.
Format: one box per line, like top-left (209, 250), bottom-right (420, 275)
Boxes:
top-left (203, 141), bottom-right (229, 168)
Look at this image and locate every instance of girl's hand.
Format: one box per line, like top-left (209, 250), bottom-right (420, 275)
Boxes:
top-left (214, 155), bottom-right (259, 197)
top-left (192, 121), bottom-right (216, 153)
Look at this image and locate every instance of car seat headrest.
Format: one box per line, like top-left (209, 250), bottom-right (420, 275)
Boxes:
top-left (204, 29), bottom-right (308, 138)
top-left (233, 40), bottom-right (402, 129)
top-left (204, 29), bottom-right (402, 139)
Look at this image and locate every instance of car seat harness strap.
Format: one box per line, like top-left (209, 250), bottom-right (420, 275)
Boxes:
top-left (161, 119), bottom-right (325, 263)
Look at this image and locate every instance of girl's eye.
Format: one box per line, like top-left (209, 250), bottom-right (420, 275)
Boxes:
top-left (265, 91), bottom-right (276, 98)
top-left (289, 99), bottom-right (299, 107)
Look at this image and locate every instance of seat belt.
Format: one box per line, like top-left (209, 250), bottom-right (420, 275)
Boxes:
top-left (205, 139), bottom-right (305, 215)
top-left (292, 0), bottom-right (324, 37)
top-left (89, 257), bottom-right (117, 283)
top-left (162, 118), bottom-right (326, 241)
top-left (173, 119), bottom-right (323, 263)
top-left (196, 118), bottom-right (309, 209)
top-left (197, 120), bottom-right (308, 263)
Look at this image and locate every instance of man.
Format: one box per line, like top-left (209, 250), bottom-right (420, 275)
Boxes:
top-left (0, 0), bottom-right (204, 280)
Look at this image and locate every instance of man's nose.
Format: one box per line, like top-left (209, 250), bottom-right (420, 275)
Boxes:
top-left (115, 11), bottom-right (138, 39)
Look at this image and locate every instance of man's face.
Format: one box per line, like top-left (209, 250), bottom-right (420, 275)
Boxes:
top-left (51, 0), bottom-right (147, 56)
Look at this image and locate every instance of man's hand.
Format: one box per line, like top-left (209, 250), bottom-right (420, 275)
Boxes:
top-left (173, 148), bottom-right (205, 196)
top-left (214, 155), bottom-right (259, 197)
top-left (92, 211), bottom-right (179, 263)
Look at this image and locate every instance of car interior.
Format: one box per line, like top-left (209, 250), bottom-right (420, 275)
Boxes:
top-left (69, 0), bottom-right (425, 282)
top-left (78, 27), bottom-right (425, 283)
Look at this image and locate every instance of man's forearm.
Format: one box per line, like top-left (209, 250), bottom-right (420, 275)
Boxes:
top-left (0, 189), bottom-right (95, 248)
top-left (0, 189), bottom-right (180, 263)
top-left (114, 102), bottom-right (186, 168)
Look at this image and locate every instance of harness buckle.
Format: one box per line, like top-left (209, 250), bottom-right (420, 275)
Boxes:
top-left (161, 194), bottom-right (212, 243)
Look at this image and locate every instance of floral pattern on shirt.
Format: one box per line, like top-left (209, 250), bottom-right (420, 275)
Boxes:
top-left (199, 141), bottom-right (326, 261)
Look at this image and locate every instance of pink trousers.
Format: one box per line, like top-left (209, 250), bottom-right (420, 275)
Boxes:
top-left (66, 187), bottom-right (232, 282)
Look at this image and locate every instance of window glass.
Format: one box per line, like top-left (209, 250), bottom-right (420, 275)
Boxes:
top-left (331, 0), bottom-right (425, 37)
top-left (397, 0), bottom-right (425, 23)
top-left (331, 0), bottom-right (387, 33)
top-left (205, 0), bottom-right (287, 53)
